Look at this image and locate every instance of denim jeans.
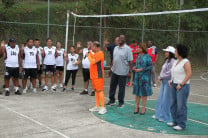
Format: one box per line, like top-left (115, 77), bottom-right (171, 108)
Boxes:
top-left (109, 72), bottom-right (127, 104)
top-left (170, 83), bottom-right (190, 128)
top-left (151, 64), bottom-right (156, 84)
top-left (155, 79), bottom-right (172, 122)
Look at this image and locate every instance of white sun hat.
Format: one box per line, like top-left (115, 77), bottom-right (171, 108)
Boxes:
top-left (163, 46), bottom-right (175, 54)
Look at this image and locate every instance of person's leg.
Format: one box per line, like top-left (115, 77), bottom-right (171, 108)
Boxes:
top-left (95, 91), bottom-right (100, 107)
top-left (176, 84), bottom-right (190, 129)
top-left (141, 96), bottom-right (147, 114)
top-left (54, 70), bottom-right (58, 86)
top-left (59, 71), bottom-right (63, 86)
top-left (152, 64), bottom-right (156, 85)
top-left (170, 84), bottom-right (178, 124)
top-left (108, 72), bottom-right (119, 103)
top-left (71, 70), bottom-right (78, 88)
top-left (64, 70), bottom-right (71, 88)
top-left (45, 74), bottom-right (49, 86)
top-left (134, 96), bottom-right (141, 113)
top-left (118, 75), bottom-right (127, 105)
top-left (155, 80), bottom-right (165, 119)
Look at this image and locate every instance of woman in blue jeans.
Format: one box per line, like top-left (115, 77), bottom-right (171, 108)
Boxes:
top-left (167, 44), bottom-right (192, 131)
top-left (152, 46), bottom-right (176, 122)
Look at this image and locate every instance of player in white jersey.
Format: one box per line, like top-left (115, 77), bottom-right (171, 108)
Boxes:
top-left (21, 39), bottom-right (40, 93)
top-left (54, 41), bottom-right (66, 88)
top-left (63, 46), bottom-right (80, 92)
top-left (1, 38), bottom-right (22, 96)
top-left (76, 41), bottom-right (95, 95)
top-left (34, 39), bottom-right (44, 88)
top-left (42, 38), bottom-right (58, 92)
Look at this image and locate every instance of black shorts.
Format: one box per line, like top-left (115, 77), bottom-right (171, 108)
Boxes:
top-left (56, 66), bottom-right (64, 71)
top-left (43, 64), bottom-right (56, 75)
top-left (37, 65), bottom-right (43, 74)
top-left (23, 68), bottom-right (37, 79)
top-left (5, 67), bottom-right (19, 79)
top-left (82, 68), bottom-right (90, 82)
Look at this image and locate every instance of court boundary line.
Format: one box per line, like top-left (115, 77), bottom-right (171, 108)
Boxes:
top-left (0, 104), bottom-right (71, 138)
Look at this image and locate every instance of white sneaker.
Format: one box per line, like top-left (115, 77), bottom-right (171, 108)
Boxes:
top-left (59, 84), bottom-right (63, 88)
top-left (153, 84), bottom-right (157, 87)
top-left (98, 107), bottom-right (107, 115)
top-left (51, 86), bottom-right (56, 92)
top-left (42, 86), bottom-right (48, 92)
top-left (22, 89), bottom-right (27, 94)
top-left (32, 88), bottom-right (37, 93)
top-left (89, 106), bottom-right (100, 112)
top-left (173, 125), bottom-right (184, 131)
top-left (167, 122), bottom-right (176, 127)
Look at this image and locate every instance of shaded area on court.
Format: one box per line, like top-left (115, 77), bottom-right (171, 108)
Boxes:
top-left (93, 100), bottom-right (208, 135)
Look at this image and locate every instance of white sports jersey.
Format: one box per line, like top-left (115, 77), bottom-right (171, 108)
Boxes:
top-left (56, 48), bottom-right (65, 66)
top-left (5, 44), bottom-right (19, 67)
top-left (43, 46), bottom-right (56, 65)
top-left (82, 48), bottom-right (90, 69)
top-left (36, 46), bottom-right (43, 65)
top-left (67, 53), bottom-right (79, 70)
top-left (24, 46), bottom-right (38, 68)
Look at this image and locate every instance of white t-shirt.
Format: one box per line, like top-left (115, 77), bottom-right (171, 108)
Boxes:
top-left (56, 48), bottom-right (65, 66)
top-left (43, 46), bottom-right (56, 65)
top-left (67, 53), bottom-right (79, 70)
top-left (5, 45), bottom-right (19, 68)
top-left (171, 58), bottom-right (190, 84)
top-left (24, 46), bottom-right (38, 68)
top-left (36, 46), bottom-right (43, 65)
top-left (82, 48), bottom-right (90, 69)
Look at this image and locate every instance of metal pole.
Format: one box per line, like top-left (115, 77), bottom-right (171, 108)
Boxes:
top-left (63, 10), bottom-right (70, 83)
top-left (99, 0), bottom-right (103, 45)
top-left (141, 0), bottom-right (145, 43)
top-left (177, 0), bottom-right (182, 43)
top-left (47, 0), bottom-right (50, 38)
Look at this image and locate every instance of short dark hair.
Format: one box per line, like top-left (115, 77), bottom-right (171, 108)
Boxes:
top-left (34, 38), bottom-right (40, 42)
top-left (26, 38), bottom-right (33, 42)
top-left (131, 40), bottom-right (137, 43)
top-left (46, 38), bottom-right (52, 42)
top-left (93, 41), bottom-right (100, 47)
top-left (176, 44), bottom-right (189, 58)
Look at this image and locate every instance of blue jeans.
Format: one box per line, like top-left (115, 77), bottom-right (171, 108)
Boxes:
top-left (170, 83), bottom-right (190, 129)
top-left (155, 79), bottom-right (172, 122)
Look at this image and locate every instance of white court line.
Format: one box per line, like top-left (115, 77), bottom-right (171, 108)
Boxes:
top-left (0, 105), bottom-right (70, 138)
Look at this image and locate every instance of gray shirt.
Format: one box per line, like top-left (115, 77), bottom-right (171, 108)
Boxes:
top-left (159, 58), bottom-right (176, 80)
top-left (111, 44), bottom-right (133, 75)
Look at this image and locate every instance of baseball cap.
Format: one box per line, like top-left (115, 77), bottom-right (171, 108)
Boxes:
top-left (9, 38), bottom-right (16, 43)
top-left (163, 46), bottom-right (175, 54)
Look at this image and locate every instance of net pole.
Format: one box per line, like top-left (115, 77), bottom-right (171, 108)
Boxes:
top-left (141, 0), bottom-right (145, 43)
top-left (177, 0), bottom-right (182, 43)
top-left (72, 0), bottom-right (79, 46)
top-left (63, 10), bottom-right (70, 84)
top-left (99, 0), bottom-right (103, 45)
top-left (47, 0), bottom-right (50, 38)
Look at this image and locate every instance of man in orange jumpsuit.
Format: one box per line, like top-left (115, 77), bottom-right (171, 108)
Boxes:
top-left (87, 41), bottom-right (107, 115)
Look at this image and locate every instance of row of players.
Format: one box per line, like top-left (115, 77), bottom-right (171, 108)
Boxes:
top-left (0, 38), bottom-right (93, 96)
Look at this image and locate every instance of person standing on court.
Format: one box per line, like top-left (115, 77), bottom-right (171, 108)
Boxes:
top-left (167, 44), bottom-right (192, 131)
top-left (106, 35), bottom-right (133, 108)
top-left (54, 41), bottom-right (66, 88)
top-left (152, 46), bottom-right (176, 122)
top-left (147, 40), bottom-right (158, 87)
top-left (76, 41), bottom-right (95, 96)
top-left (21, 39), bottom-right (40, 94)
top-left (42, 38), bottom-right (58, 92)
top-left (127, 40), bottom-right (139, 87)
top-left (133, 43), bottom-right (153, 115)
top-left (88, 41), bottom-right (107, 114)
top-left (1, 38), bottom-right (22, 96)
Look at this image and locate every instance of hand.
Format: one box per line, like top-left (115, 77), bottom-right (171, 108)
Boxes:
top-left (76, 41), bottom-right (82, 48)
top-left (108, 70), bottom-right (111, 77)
top-left (1, 40), bottom-right (5, 48)
top-left (176, 84), bottom-right (182, 91)
top-left (168, 80), bottom-right (172, 88)
top-left (104, 38), bottom-right (109, 45)
top-left (64, 52), bottom-right (67, 57)
top-left (134, 68), bottom-right (142, 73)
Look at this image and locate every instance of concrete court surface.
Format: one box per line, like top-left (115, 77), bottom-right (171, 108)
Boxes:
top-left (0, 70), bottom-right (208, 138)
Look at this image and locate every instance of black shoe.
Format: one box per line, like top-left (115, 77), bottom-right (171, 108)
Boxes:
top-left (90, 91), bottom-right (95, 96)
top-left (71, 87), bottom-right (74, 91)
top-left (62, 88), bottom-right (66, 92)
top-left (140, 108), bottom-right (146, 115)
top-left (117, 103), bottom-right (124, 108)
top-left (80, 90), bottom-right (88, 95)
top-left (5, 91), bottom-right (10, 96)
top-left (0, 91), bottom-right (2, 95)
top-left (134, 108), bottom-right (139, 114)
top-left (106, 101), bottom-right (116, 106)
top-left (15, 90), bottom-right (22, 95)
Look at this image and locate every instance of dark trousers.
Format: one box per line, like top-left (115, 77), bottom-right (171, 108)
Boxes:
top-left (109, 72), bottom-right (127, 104)
top-left (64, 70), bottom-right (78, 86)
